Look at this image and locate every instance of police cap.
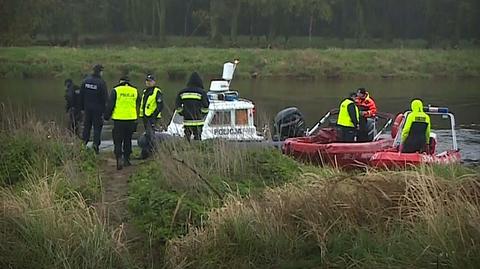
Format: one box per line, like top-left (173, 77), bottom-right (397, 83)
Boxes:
top-left (146, 74), bottom-right (155, 81)
top-left (93, 64), bottom-right (104, 73)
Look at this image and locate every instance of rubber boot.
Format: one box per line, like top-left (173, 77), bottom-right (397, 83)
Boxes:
top-left (123, 155), bottom-right (132, 167)
top-left (93, 144), bottom-right (100, 154)
top-left (140, 148), bottom-right (150, 160)
top-left (116, 156), bottom-right (123, 170)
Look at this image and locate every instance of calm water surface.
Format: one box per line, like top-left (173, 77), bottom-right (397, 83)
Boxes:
top-left (1, 78), bottom-right (479, 163)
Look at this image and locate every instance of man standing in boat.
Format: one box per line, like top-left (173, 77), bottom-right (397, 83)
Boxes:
top-left (104, 76), bottom-right (139, 170)
top-left (175, 72), bottom-right (210, 141)
top-left (355, 88), bottom-right (377, 142)
top-left (139, 74), bottom-right (163, 159)
top-left (337, 93), bottom-right (360, 142)
top-left (80, 64), bottom-right (108, 154)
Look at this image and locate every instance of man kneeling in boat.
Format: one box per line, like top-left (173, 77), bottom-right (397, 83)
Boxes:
top-left (336, 93), bottom-right (360, 142)
top-left (401, 99), bottom-right (431, 153)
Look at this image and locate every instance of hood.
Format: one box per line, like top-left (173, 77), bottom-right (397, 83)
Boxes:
top-left (187, 72), bottom-right (204, 89)
top-left (411, 99), bottom-right (424, 112)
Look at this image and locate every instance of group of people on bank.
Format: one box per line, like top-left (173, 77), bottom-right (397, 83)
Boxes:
top-left (336, 89), bottom-right (431, 153)
top-left (65, 64), bottom-right (209, 170)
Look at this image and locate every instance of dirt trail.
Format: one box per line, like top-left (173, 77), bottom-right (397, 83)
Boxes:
top-left (100, 157), bottom-right (134, 229)
top-left (97, 156), bottom-right (163, 267)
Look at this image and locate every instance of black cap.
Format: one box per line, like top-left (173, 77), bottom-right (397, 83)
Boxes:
top-left (357, 88), bottom-right (367, 94)
top-left (146, 74), bottom-right (155, 81)
top-left (349, 92), bottom-right (357, 99)
top-left (93, 64), bottom-right (104, 73)
top-left (119, 76), bottom-right (129, 82)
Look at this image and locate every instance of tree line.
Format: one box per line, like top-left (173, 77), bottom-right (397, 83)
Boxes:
top-left (0, 0), bottom-right (478, 47)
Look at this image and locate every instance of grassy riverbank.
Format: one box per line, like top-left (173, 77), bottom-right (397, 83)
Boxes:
top-left (0, 47), bottom-right (479, 80)
top-left (1, 105), bottom-right (479, 268)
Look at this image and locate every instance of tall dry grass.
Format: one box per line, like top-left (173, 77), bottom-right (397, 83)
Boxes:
top-left (0, 171), bottom-right (132, 269)
top-left (0, 103), bottom-right (133, 268)
top-left (166, 165), bottom-right (480, 268)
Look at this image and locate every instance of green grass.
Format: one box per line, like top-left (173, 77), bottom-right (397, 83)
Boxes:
top-left (0, 47), bottom-right (479, 80)
top-left (0, 105), bottom-right (101, 201)
top-left (128, 140), bottom-right (301, 241)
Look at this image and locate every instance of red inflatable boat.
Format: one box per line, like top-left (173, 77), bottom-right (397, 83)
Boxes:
top-left (282, 107), bottom-right (461, 169)
top-left (283, 128), bottom-right (394, 167)
top-left (282, 110), bottom-right (395, 167)
top-left (369, 107), bottom-right (461, 168)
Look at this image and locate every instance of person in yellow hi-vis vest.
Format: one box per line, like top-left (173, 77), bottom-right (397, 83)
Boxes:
top-left (139, 74), bottom-right (163, 159)
top-left (336, 92), bottom-right (360, 142)
top-left (105, 76), bottom-right (140, 170)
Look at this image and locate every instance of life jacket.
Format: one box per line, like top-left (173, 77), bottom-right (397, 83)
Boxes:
top-left (140, 87), bottom-right (162, 118)
top-left (337, 98), bottom-right (359, 128)
top-left (356, 93), bottom-right (377, 118)
top-left (112, 84), bottom-right (138, 120)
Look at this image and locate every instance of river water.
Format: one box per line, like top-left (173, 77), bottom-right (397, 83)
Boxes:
top-left (1, 78), bottom-right (479, 163)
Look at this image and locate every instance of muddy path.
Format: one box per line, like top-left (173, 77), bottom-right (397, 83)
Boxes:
top-left (96, 156), bottom-right (163, 268)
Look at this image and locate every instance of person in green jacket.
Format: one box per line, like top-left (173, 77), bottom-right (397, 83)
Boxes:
top-left (401, 99), bottom-right (431, 153)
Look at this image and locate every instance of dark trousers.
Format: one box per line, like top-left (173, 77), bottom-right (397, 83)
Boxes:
top-left (337, 126), bottom-right (356, 142)
top-left (184, 125), bottom-right (203, 141)
top-left (112, 120), bottom-right (136, 159)
top-left (357, 117), bottom-right (374, 142)
top-left (142, 117), bottom-right (156, 157)
top-left (82, 109), bottom-right (103, 146)
top-left (402, 137), bottom-right (427, 153)
top-left (68, 108), bottom-right (82, 136)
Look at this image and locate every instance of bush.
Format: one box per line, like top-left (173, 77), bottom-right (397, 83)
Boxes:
top-left (128, 141), bottom-right (301, 241)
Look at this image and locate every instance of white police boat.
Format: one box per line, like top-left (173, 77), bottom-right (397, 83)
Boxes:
top-left (164, 60), bottom-right (265, 141)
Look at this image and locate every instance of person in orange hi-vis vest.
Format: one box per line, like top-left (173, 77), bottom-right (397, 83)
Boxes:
top-left (355, 88), bottom-right (377, 142)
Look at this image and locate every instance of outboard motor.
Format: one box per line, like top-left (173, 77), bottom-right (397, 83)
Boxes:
top-left (273, 107), bottom-right (306, 141)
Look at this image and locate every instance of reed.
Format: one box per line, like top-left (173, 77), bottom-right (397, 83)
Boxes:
top-left (0, 171), bottom-right (132, 269)
top-left (165, 165), bottom-right (480, 268)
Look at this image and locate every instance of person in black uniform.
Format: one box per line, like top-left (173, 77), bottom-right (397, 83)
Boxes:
top-left (105, 76), bottom-right (140, 170)
top-left (139, 74), bottom-right (163, 159)
top-left (175, 72), bottom-right (210, 141)
top-left (64, 78), bottom-right (82, 136)
top-left (80, 64), bottom-right (108, 154)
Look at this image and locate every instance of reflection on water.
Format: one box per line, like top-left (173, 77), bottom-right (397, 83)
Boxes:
top-left (1, 78), bottom-right (479, 163)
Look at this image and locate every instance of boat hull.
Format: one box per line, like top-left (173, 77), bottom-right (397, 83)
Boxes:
top-left (369, 150), bottom-right (461, 169)
top-left (282, 129), bottom-right (394, 167)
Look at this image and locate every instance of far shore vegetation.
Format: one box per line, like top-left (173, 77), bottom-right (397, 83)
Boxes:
top-left (1, 46), bottom-right (479, 81)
